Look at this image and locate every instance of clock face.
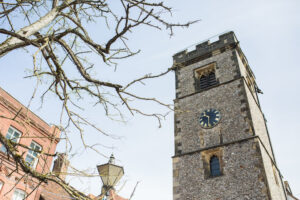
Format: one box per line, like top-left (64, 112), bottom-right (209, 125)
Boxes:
top-left (199, 109), bottom-right (221, 128)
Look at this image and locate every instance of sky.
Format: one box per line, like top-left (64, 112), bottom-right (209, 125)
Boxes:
top-left (0, 0), bottom-right (300, 199)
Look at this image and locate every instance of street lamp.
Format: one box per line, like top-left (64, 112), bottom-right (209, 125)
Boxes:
top-left (97, 154), bottom-right (124, 196)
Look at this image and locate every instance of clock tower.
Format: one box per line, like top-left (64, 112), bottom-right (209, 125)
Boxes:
top-left (172, 32), bottom-right (287, 200)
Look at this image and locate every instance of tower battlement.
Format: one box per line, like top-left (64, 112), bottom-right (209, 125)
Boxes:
top-left (173, 31), bottom-right (238, 64)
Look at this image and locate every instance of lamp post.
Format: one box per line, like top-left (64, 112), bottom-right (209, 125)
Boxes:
top-left (97, 154), bottom-right (124, 197)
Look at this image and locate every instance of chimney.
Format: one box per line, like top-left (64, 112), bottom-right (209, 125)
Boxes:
top-left (52, 153), bottom-right (69, 180)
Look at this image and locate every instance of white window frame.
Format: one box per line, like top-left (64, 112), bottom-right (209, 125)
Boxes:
top-left (0, 180), bottom-right (3, 192)
top-left (25, 141), bottom-right (42, 169)
top-left (12, 189), bottom-right (26, 200)
top-left (5, 126), bottom-right (21, 142)
top-left (0, 126), bottom-right (22, 152)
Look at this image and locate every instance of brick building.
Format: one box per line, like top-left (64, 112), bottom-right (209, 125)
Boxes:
top-left (0, 87), bottom-right (128, 200)
top-left (0, 87), bottom-right (61, 199)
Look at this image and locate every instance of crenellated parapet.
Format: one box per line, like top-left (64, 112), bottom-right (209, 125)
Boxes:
top-left (173, 31), bottom-right (238, 66)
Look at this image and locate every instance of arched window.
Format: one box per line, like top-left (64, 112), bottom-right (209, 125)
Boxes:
top-left (210, 155), bottom-right (221, 177)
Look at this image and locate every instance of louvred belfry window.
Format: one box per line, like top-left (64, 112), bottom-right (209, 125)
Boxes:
top-left (198, 72), bottom-right (218, 89)
top-left (195, 63), bottom-right (218, 91)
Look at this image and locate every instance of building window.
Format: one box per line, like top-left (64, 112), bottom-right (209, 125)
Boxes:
top-left (12, 189), bottom-right (26, 200)
top-left (198, 72), bottom-right (218, 89)
top-left (0, 126), bottom-right (21, 153)
top-left (25, 141), bottom-right (42, 169)
top-left (273, 165), bottom-right (279, 185)
top-left (195, 63), bottom-right (218, 91)
top-left (0, 180), bottom-right (3, 192)
top-left (210, 155), bottom-right (221, 177)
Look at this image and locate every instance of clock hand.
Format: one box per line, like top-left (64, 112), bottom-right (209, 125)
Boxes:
top-left (203, 114), bottom-right (210, 126)
top-left (206, 114), bottom-right (210, 121)
top-left (207, 115), bottom-right (211, 126)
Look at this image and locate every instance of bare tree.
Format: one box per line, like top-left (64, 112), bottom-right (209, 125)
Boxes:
top-left (0, 0), bottom-right (196, 199)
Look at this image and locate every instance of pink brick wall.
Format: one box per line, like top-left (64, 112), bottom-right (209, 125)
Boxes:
top-left (0, 87), bottom-right (60, 200)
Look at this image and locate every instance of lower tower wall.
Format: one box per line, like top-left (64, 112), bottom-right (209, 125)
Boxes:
top-left (173, 139), bottom-right (271, 200)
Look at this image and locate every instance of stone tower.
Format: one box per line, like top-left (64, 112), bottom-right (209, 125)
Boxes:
top-left (52, 153), bottom-right (70, 180)
top-left (172, 32), bottom-right (287, 200)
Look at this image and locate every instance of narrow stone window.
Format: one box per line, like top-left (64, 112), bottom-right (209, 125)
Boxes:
top-left (272, 165), bottom-right (279, 185)
top-left (202, 148), bottom-right (223, 179)
top-left (210, 155), bottom-right (221, 177)
top-left (245, 74), bottom-right (256, 93)
top-left (195, 63), bottom-right (218, 91)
